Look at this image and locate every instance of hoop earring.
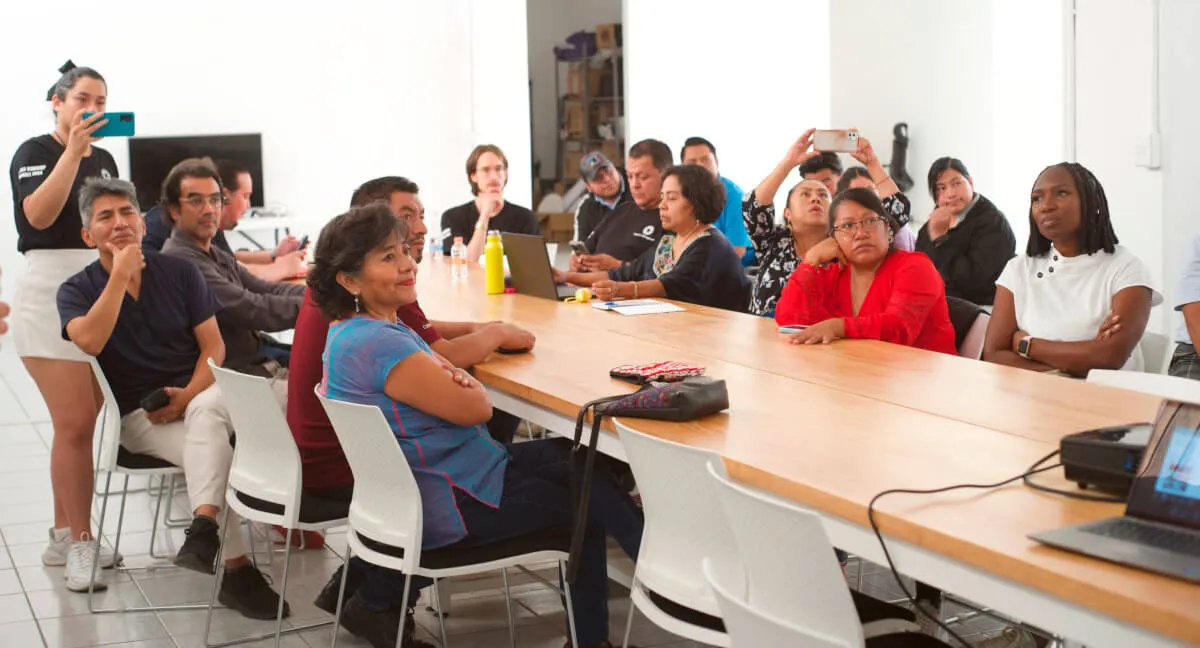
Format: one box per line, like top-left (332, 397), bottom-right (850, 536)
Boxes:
top-left (354, 293), bottom-right (361, 313)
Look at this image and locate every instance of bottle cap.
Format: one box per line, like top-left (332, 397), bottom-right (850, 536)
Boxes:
top-left (453, 236), bottom-right (464, 244)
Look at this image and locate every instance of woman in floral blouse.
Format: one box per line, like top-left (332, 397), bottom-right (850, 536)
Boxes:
top-left (744, 130), bottom-right (909, 317)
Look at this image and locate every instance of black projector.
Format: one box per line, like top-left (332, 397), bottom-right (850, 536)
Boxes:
top-left (1060, 424), bottom-right (1152, 498)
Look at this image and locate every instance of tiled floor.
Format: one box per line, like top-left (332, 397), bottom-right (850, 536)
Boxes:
top-left (0, 341), bottom-right (1013, 647)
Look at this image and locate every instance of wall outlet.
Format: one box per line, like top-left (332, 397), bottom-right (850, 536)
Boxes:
top-left (1135, 133), bottom-right (1162, 169)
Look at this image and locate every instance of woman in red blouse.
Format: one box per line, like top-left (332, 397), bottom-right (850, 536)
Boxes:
top-left (775, 187), bottom-right (956, 354)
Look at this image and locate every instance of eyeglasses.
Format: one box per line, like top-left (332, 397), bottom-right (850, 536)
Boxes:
top-left (181, 194), bottom-right (227, 209)
top-left (831, 216), bottom-right (885, 236)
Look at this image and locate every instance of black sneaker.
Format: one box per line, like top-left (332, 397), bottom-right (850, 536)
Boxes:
top-left (314, 563), bottom-right (366, 615)
top-left (339, 595), bottom-right (432, 648)
top-left (218, 564), bottom-right (291, 620)
top-left (174, 516), bottom-right (220, 574)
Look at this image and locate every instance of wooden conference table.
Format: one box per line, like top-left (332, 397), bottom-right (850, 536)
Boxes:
top-left (400, 257), bottom-right (1196, 647)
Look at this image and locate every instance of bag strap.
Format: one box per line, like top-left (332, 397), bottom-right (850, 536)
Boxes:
top-left (566, 394), bottom-right (624, 583)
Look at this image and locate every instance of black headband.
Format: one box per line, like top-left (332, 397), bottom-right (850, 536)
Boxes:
top-left (45, 60), bottom-right (77, 101)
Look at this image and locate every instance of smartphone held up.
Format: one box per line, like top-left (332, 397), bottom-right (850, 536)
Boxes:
top-left (81, 112), bottom-right (136, 138)
top-left (813, 129), bottom-right (858, 153)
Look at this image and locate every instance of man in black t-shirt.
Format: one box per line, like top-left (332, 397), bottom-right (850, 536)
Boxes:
top-left (57, 177), bottom-right (289, 619)
top-left (574, 152), bottom-right (631, 242)
top-left (440, 144), bottom-right (540, 262)
top-left (571, 139), bottom-right (672, 273)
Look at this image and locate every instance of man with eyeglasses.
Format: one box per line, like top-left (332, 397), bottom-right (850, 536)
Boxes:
top-left (57, 176), bottom-right (290, 618)
top-left (160, 157), bottom-right (303, 387)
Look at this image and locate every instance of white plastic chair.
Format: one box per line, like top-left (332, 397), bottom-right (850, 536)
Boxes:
top-left (88, 360), bottom-right (201, 614)
top-left (317, 390), bottom-right (578, 648)
top-left (702, 558), bottom-right (848, 648)
top-left (1139, 331), bottom-right (1171, 375)
top-left (203, 361), bottom-right (348, 647)
top-left (1087, 368), bottom-right (1200, 406)
top-left (706, 463), bottom-right (947, 647)
top-left (613, 421), bottom-right (740, 648)
top-left (957, 312), bottom-right (990, 360)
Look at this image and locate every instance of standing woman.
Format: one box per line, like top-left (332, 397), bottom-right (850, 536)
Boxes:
top-left (9, 62), bottom-right (120, 591)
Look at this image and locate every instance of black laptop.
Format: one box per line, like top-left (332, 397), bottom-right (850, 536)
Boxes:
top-left (502, 233), bottom-right (576, 301)
top-left (1030, 399), bottom-right (1200, 582)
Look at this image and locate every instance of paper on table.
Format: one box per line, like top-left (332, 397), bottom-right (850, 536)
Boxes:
top-left (590, 299), bottom-right (685, 316)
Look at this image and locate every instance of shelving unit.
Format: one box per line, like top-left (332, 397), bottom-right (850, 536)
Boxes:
top-left (554, 47), bottom-right (624, 182)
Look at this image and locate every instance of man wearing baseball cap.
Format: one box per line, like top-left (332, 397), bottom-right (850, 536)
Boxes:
top-left (575, 152), bottom-right (631, 242)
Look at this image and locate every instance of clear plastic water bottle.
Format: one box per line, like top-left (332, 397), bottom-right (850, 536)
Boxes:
top-left (450, 236), bottom-right (469, 281)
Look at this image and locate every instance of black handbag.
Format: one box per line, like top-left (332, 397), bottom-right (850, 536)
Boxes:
top-left (565, 377), bottom-right (729, 581)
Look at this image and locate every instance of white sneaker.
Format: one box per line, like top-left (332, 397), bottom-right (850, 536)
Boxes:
top-left (64, 534), bottom-right (108, 592)
top-left (42, 527), bottom-right (121, 568)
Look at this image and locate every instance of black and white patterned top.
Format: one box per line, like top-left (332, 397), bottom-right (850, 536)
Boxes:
top-left (743, 189), bottom-right (912, 317)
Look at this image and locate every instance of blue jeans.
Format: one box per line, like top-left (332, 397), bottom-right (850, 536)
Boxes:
top-left (358, 439), bottom-right (643, 645)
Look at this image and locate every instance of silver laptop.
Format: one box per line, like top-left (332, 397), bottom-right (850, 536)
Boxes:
top-left (502, 233), bottom-right (576, 301)
top-left (1030, 400), bottom-right (1200, 582)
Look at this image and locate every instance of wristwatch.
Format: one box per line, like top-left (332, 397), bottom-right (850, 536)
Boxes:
top-left (1017, 336), bottom-right (1033, 359)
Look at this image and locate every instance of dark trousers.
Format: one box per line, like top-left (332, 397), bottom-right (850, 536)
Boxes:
top-left (487, 409), bottom-right (521, 445)
top-left (352, 439), bottom-right (643, 645)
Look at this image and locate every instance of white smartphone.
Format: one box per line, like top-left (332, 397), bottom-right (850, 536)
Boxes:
top-left (813, 129), bottom-right (859, 153)
top-left (778, 325), bottom-right (809, 334)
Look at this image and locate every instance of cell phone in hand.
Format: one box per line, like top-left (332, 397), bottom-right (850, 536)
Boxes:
top-left (81, 112), bottom-right (136, 138)
top-left (778, 325), bottom-right (809, 334)
top-left (813, 129), bottom-right (858, 152)
top-left (569, 241), bottom-right (589, 255)
top-left (298, 235), bottom-right (310, 250)
top-left (139, 387), bottom-right (170, 412)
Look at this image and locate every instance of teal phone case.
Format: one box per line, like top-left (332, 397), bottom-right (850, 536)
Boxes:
top-left (82, 112), bottom-right (135, 138)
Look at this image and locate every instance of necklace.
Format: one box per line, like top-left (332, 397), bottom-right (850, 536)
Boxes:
top-left (674, 222), bottom-right (705, 251)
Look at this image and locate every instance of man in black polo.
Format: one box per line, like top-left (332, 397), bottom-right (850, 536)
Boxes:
top-left (159, 157), bottom-right (303, 390)
top-left (57, 176), bottom-right (288, 619)
top-left (574, 151), bottom-right (631, 242)
top-left (569, 139), bottom-right (670, 273)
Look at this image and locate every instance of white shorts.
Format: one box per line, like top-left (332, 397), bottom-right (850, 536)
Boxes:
top-left (12, 249), bottom-right (98, 362)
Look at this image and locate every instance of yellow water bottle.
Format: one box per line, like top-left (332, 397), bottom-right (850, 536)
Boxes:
top-left (484, 230), bottom-right (504, 295)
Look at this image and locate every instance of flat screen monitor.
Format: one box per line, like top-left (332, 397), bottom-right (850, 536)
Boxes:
top-left (128, 134), bottom-right (264, 210)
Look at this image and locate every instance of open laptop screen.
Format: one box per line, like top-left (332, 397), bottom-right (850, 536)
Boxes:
top-left (1127, 401), bottom-right (1200, 529)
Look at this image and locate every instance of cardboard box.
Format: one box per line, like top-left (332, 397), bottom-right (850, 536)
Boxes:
top-left (563, 100), bottom-right (584, 137)
top-left (566, 63), bottom-right (605, 98)
top-left (596, 23), bottom-right (622, 49)
top-left (563, 149), bottom-right (584, 180)
top-left (538, 212), bottom-right (576, 244)
top-left (600, 140), bottom-right (623, 165)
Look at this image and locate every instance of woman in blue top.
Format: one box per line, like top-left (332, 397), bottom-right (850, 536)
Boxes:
top-left (311, 204), bottom-right (642, 648)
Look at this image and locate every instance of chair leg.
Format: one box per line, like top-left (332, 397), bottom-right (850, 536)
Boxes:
top-left (271, 528), bottom-right (295, 647)
top-left (501, 568), bottom-right (517, 648)
top-left (620, 575), bottom-right (636, 648)
top-left (330, 544), bottom-right (354, 648)
top-left (202, 503), bottom-right (233, 648)
top-left (163, 474), bottom-right (193, 528)
top-left (395, 572), bottom-right (414, 648)
top-left (560, 561), bottom-right (579, 648)
top-left (432, 578), bottom-right (450, 648)
top-left (88, 472), bottom-right (118, 612)
top-left (147, 475), bottom-right (169, 560)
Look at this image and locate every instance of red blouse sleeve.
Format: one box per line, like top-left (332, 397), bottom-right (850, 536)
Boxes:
top-left (842, 252), bottom-right (946, 345)
top-left (774, 262), bottom-right (840, 326)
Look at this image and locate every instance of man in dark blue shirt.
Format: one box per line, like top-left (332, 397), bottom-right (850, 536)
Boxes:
top-left (57, 177), bottom-right (288, 619)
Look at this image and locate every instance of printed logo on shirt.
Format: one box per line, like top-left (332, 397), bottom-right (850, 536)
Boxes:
top-left (16, 165), bottom-right (46, 181)
top-left (100, 168), bottom-right (112, 180)
top-left (635, 225), bottom-right (657, 242)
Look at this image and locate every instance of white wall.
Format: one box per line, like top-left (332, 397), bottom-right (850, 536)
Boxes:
top-left (1073, 0), bottom-right (1165, 331)
top-left (526, 0), bottom-right (622, 181)
top-left (830, 0), bottom-right (1062, 244)
top-left (0, 0), bottom-right (531, 299)
top-left (1158, 0), bottom-right (1200, 339)
top-left (624, 0), bottom-right (831, 213)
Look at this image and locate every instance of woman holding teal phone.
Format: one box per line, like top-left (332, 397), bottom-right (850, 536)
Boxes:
top-left (8, 61), bottom-right (121, 592)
